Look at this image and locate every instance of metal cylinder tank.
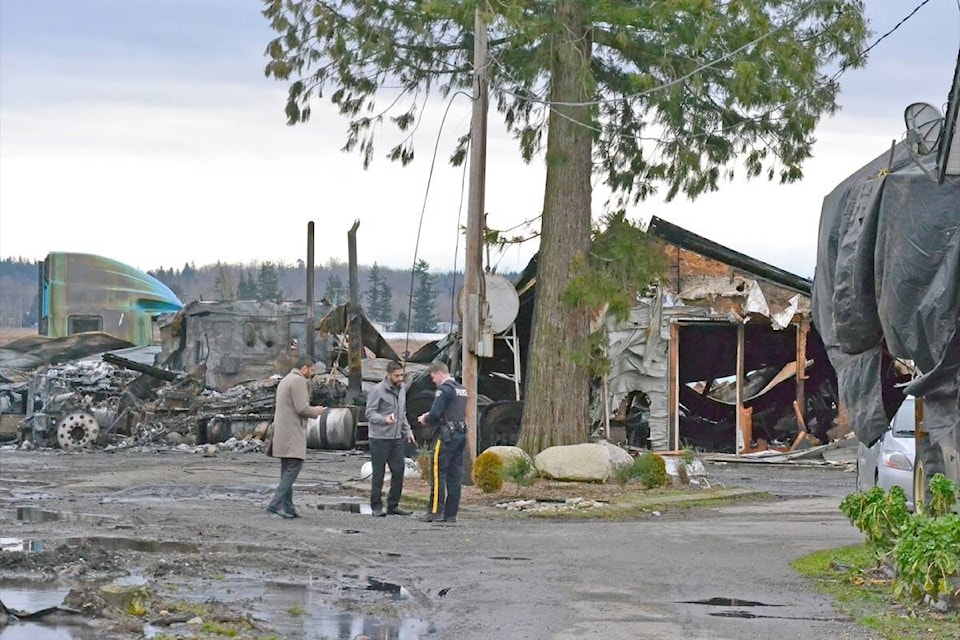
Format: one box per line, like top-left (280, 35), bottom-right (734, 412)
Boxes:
top-left (307, 408), bottom-right (355, 450)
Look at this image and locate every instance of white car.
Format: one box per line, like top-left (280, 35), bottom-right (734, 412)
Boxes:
top-left (856, 397), bottom-right (916, 510)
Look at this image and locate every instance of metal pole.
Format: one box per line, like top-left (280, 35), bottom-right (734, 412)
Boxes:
top-left (306, 221), bottom-right (315, 361)
top-left (463, 4), bottom-right (489, 475)
top-left (347, 220), bottom-right (362, 404)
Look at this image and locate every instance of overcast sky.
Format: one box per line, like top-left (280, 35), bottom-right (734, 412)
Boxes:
top-left (1, 1), bottom-right (958, 278)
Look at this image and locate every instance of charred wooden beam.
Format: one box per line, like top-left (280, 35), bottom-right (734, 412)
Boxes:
top-left (102, 352), bottom-right (180, 382)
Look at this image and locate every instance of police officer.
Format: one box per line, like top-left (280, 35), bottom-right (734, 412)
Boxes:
top-left (417, 362), bottom-right (468, 523)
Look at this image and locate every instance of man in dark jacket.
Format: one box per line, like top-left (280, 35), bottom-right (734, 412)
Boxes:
top-left (365, 361), bottom-right (416, 517)
top-left (267, 354), bottom-right (325, 519)
top-left (417, 362), bottom-right (468, 523)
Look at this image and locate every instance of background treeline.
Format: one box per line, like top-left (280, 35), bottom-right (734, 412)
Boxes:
top-left (0, 256), bottom-right (518, 333)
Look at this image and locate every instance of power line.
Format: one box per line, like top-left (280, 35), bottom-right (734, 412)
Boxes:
top-left (492, 0), bottom-right (825, 109)
top-left (486, 0), bottom-right (937, 151)
top-left (403, 89), bottom-right (473, 354)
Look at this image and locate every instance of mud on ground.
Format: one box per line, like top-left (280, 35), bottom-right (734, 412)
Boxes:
top-left (0, 446), bottom-right (858, 640)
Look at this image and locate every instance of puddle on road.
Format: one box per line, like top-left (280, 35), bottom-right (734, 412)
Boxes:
top-left (0, 535), bottom-right (264, 555)
top-left (154, 575), bottom-right (428, 638)
top-left (0, 581), bottom-right (100, 640)
top-left (683, 596), bottom-right (848, 622)
top-left (685, 597), bottom-right (782, 607)
top-left (0, 508), bottom-right (116, 525)
top-left (315, 498), bottom-right (373, 515)
top-left (0, 538), bottom-right (44, 553)
top-left (0, 576), bottom-right (435, 640)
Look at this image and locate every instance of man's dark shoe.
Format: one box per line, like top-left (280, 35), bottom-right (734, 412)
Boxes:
top-left (418, 513), bottom-right (440, 522)
top-left (286, 508), bottom-right (301, 518)
top-left (442, 516), bottom-right (457, 523)
top-left (267, 507), bottom-right (294, 519)
top-left (372, 508), bottom-right (386, 517)
top-left (387, 507), bottom-right (412, 516)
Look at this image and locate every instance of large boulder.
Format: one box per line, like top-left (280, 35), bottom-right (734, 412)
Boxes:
top-left (484, 446), bottom-right (534, 467)
top-left (534, 442), bottom-right (631, 482)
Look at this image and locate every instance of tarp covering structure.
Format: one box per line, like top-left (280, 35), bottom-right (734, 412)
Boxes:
top-left (812, 141), bottom-right (960, 448)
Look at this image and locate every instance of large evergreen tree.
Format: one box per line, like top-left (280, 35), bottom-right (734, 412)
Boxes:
top-left (237, 270), bottom-right (258, 300)
top-left (394, 309), bottom-right (409, 334)
top-left (324, 272), bottom-right (345, 306)
top-left (264, 0), bottom-right (868, 451)
top-left (213, 262), bottom-right (236, 301)
top-left (410, 259), bottom-right (438, 333)
top-left (364, 262), bottom-right (393, 323)
top-left (256, 262), bottom-right (283, 302)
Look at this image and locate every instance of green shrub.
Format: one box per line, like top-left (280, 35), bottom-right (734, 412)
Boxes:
top-left (472, 450), bottom-right (504, 493)
top-left (839, 485), bottom-right (910, 562)
top-left (929, 473), bottom-right (958, 518)
top-left (632, 452), bottom-right (667, 489)
top-left (678, 448), bottom-right (696, 466)
top-left (501, 454), bottom-right (537, 490)
top-left (892, 512), bottom-right (960, 604)
top-left (840, 475), bottom-right (960, 608)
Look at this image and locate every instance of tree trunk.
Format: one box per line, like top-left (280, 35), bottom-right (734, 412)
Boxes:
top-left (519, 1), bottom-right (593, 454)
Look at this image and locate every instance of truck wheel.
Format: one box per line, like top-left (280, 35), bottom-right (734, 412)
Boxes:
top-left (57, 412), bottom-right (100, 449)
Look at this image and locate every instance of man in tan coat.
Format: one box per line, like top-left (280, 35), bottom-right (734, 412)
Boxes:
top-left (267, 354), bottom-right (325, 518)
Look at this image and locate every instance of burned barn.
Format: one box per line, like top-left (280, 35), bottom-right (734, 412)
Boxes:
top-left (598, 217), bottom-right (840, 454)
top-left (458, 217), bottom-right (842, 455)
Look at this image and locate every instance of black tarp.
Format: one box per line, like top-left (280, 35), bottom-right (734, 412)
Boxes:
top-left (812, 141), bottom-right (960, 446)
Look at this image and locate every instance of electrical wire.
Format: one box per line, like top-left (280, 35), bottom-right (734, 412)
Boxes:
top-left (448, 154), bottom-right (470, 328)
top-left (492, 0), bottom-right (825, 109)
top-left (403, 89), bottom-right (473, 358)
top-left (485, 0), bottom-right (938, 152)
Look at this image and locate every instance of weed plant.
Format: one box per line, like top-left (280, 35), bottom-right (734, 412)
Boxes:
top-left (501, 454), bottom-right (537, 493)
top-left (841, 474), bottom-right (960, 607)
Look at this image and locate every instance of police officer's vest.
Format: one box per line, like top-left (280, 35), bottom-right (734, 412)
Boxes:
top-left (439, 378), bottom-right (468, 424)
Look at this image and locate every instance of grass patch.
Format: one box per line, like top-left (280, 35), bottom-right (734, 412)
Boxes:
top-left (793, 544), bottom-right (960, 640)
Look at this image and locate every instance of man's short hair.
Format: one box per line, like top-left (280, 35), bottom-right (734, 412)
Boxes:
top-left (386, 361), bottom-right (403, 375)
top-left (295, 354), bottom-right (316, 370)
top-left (428, 362), bottom-right (449, 375)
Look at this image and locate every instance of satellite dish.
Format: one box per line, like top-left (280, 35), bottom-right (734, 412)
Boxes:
top-left (457, 273), bottom-right (520, 334)
top-left (903, 102), bottom-right (943, 155)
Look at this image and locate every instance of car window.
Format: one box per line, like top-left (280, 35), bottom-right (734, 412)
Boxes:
top-left (891, 398), bottom-right (915, 436)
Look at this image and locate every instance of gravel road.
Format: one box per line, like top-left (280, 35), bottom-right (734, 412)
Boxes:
top-left (0, 447), bottom-right (876, 640)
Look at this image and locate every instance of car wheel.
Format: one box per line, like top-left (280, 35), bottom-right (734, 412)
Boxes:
top-left (913, 435), bottom-right (945, 515)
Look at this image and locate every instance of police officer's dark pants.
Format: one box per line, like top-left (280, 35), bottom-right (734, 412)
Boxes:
top-left (369, 437), bottom-right (405, 511)
top-left (427, 430), bottom-right (467, 518)
top-left (268, 458), bottom-right (303, 514)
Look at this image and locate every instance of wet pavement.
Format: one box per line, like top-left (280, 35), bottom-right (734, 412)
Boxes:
top-left (0, 448), bottom-right (876, 639)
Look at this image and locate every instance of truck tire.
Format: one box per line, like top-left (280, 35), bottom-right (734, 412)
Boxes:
top-left (57, 412), bottom-right (100, 449)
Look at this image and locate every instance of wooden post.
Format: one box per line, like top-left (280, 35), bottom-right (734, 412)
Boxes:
top-left (347, 220), bottom-right (362, 405)
top-left (795, 317), bottom-right (809, 420)
top-left (668, 322), bottom-right (679, 450)
top-left (306, 221), bottom-right (315, 361)
top-left (735, 322), bottom-right (745, 453)
top-left (462, 5), bottom-right (489, 476)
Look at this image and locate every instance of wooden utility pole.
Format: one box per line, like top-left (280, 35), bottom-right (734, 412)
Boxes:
top-left (347, 220), bottom-right (362, 405)
top-left (306, 221), bottom-right (315, 361)
top-left (463, 5), bottom-right (489, 473)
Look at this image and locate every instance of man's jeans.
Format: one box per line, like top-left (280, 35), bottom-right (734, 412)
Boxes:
top-left (268, 458), bottom-right (303, 514)
top-left (369, 437), bottom-right (405, 511)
